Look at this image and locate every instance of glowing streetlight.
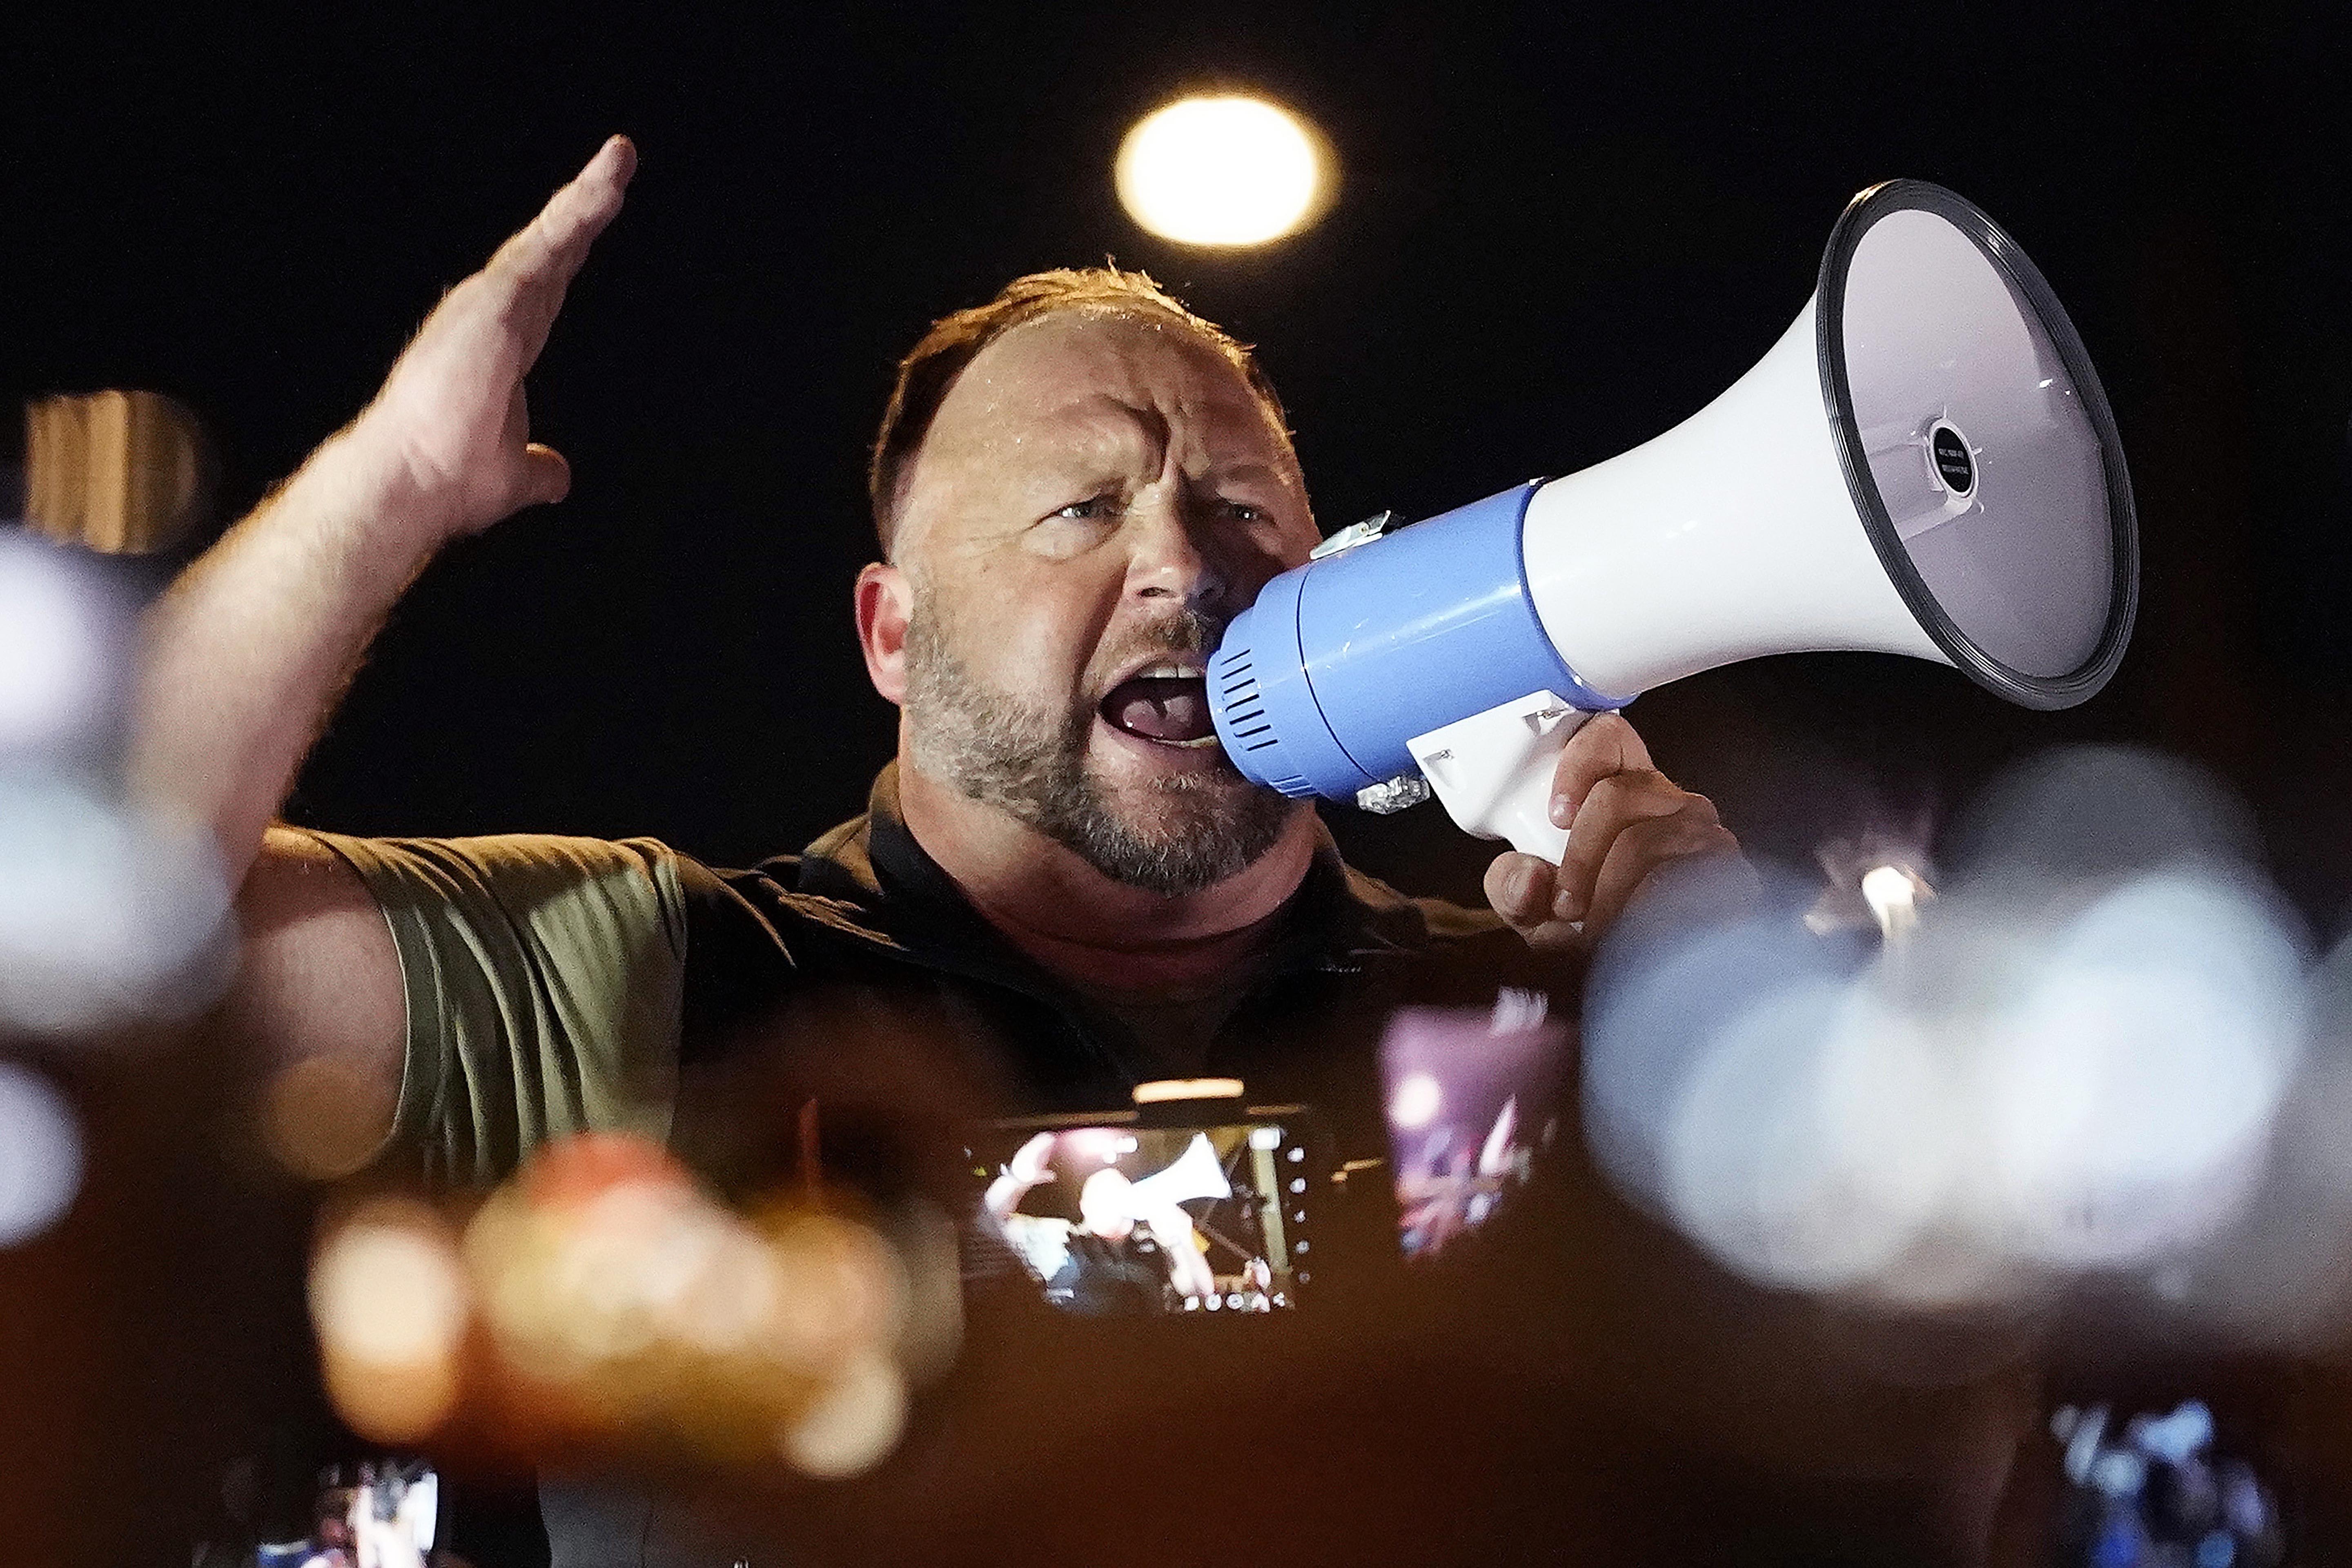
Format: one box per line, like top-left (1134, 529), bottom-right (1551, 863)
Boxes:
top-left (1116, 95), bottom-right (1330, 247)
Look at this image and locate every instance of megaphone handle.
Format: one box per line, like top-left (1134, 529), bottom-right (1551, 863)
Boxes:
top-left (1403, 691), bottom-right (1595, 864)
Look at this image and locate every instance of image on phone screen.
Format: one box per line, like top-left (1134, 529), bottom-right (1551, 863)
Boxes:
top-left (964, 1113), bottom-right (1316, 1316)
top-left (1380, 988), bottom-right (1567, 1261)
top-left (2050, 1399), bottom-right (2285, 1568)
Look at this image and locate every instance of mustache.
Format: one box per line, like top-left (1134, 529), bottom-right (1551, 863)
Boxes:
top-left (1096, 608), bottom-right (1226, 682)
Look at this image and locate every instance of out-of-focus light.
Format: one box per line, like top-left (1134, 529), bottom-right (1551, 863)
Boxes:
top-left (1133, 1077), bottom-right (1244, 1103)
top-left (1589, 747), bottom-right (2323, 1334)
top-left (0, 771), bottom-right (230, 1036)
top-left (1860, 864), bottom-right (1924, 938)
top-left (310, 1202), bottom-right (469, 1443)
top-left (0, 1061), bottom-right (82, 1246)
top-left (1116, 96), bottom-right (1329, 246)
top-left (1388, 1071), bottom-right (1442, 1129)
top-left (263, 1054), bottom-right (396, 1181)
top-left (317, 1129), bottom-right (944, 1473)
top-left (0, 535), bottom-right (119, 757)
top-left (1664, 982), bottom-right (1955, 1290)
top-left (1978, 873), bottom-right (2303, 1269)
top-left (777, 1350), bottom-right (907, 1479)
top-left (764, 1209), bottom-right (909, 1373)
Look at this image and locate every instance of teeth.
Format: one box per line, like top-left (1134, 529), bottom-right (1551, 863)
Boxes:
top-left (1133, 662), bottom-right (1204, 680)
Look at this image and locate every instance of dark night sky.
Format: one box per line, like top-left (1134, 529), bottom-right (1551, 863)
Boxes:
top-left (5, 2), bottom-right (2350, 915)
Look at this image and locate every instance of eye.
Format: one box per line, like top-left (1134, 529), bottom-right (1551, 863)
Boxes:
top-left (1218, 499), bottom-right (1271, 525)
top-left (1053, 495), bottom-right (1119, 522)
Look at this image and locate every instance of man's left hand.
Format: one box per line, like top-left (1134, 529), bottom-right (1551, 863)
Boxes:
top-left (1482, 712), bottom-right (1749, 955)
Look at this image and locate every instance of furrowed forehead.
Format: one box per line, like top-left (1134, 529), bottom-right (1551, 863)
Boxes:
top-left (889, 307), bottom-right (1296, 552)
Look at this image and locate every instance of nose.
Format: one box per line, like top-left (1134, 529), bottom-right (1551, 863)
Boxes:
top-left (1126, 497), bottom-right (1235, 614)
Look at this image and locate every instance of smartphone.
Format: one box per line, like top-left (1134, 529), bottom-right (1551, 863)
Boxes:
top-left (2049, 1399), bottom-right (2285, 1568)
top-left (963, 1097), bottom-right (1325, 1317)
top-left (1379, 987), bottom-right (1568, 1261)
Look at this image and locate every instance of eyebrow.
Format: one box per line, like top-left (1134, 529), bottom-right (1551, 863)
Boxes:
top-left (1210, 460), bottom-right (1286, 488)
top-left (1016, 393), bottom-right (1291, 486)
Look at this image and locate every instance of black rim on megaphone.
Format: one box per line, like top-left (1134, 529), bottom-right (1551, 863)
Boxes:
top-left (1816, 178), bottom-right (2141, 712)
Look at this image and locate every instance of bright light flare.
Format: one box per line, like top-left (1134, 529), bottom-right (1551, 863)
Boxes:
top-left (0, 535), bottom-right (122, 757)
top-left (1978, 873), bottom-right (2303, 1268)
top-left (454, 1131), bottom-right (921, 1474)
top-left (303, 1130), bottom-right (944, 1478)
top-left (0, 771), bottom-right (231, 1036)
top-left (1388, 1071), bottom-right (1443, 1129)
top-left (777, 1350), bottom-right (908, 1480)
top-left (0, 1061), bottom-right (82, 1246)
top-left (1116, 96), bottom-right (1330, 246)
top-left (310, 1201), bottom-right (470, 1442)
top-left (1587, 746), bottom-right (2320, 1333)
top-left (1860, 864), bottom-right (1925, 938)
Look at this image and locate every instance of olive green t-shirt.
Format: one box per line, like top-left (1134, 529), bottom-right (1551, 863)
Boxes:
top-left (293, 768), bottom-right (1537, 1186)
top-left (299, 830), bottom-right (692, 1186)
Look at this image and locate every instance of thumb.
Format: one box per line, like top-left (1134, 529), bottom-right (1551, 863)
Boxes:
top-left (517, 443), bottom-right (572, 509)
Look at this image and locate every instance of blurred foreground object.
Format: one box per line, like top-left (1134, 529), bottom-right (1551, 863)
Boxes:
top-left (0, 1058), bottom-right (83, 1246)
top-left (2049, 1400), bottom-right (2284, 1568)
top-left (24, 390), bottom-right (213, 555)
top-left (309, 1131), bottom-right (955, 1481)
top-left (0, 533), bottom-right (229, 1036)
top-left (1587, 746), bottom-right (2349, 1341)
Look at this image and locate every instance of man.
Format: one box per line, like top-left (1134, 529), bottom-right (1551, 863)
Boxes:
top-left (138, 135), bottom-right (1737, 1182)
top-left (135, 139), bottom-right (1778, 1561)
top-left (982, 1131), bottom-right (1219, 1314)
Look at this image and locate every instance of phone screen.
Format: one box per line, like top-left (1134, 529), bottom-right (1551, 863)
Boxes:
top-left (2049, 1399), bottom-right (2285, 1567)
top-left (964, 1110), bottom-right (1319, 1316)
top-left (1379, 988), bottom-right (1568, 1261)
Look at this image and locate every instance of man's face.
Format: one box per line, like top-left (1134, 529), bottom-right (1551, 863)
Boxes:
top-left (888, 309), bottom-right (1322, 897)
top-left (1078, 1167), bottom-right (1137, 1239)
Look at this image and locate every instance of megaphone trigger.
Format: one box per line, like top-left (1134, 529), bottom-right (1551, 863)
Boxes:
top-left (1405, 692), bottom-right (1595, 863)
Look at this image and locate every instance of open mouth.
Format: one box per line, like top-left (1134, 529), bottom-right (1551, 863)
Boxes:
top-left (1099, 665), bottom-right (1219, 749)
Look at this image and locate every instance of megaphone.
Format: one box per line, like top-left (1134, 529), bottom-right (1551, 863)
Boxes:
top-left (1209, 180), bottom-right (2138, 862)
top-left (1124, 1132), bottom-right (1233, 1214)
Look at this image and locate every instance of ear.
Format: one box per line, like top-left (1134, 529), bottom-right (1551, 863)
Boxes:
top-left (855, 561), bottom-right (914, 704)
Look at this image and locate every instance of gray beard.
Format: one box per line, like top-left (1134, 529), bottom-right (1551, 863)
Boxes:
top-left (900, 594), bottom-right (1296, 899)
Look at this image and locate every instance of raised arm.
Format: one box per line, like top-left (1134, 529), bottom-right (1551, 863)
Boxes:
top-left (134, 135), bottom-right (637, 883)
top-left (133, 139), bottom-right (637, 1158)
top-left (984, 1132), bottom-right (1060, 1224)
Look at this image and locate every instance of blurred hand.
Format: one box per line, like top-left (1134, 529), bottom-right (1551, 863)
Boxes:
top-left (1007, 1131), bottom-right (1058, 1186)
top-left (343, 136), bottom-right (637, 543)
top-left (1483, 712), bottom-right (1749, 955)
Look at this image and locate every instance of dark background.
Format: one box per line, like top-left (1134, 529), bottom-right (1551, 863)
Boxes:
top-left (4, 2), bottom-right (2349, 909)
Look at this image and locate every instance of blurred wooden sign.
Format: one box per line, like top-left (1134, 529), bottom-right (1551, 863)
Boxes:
top-left (24, 391), bottom-right (211, 555)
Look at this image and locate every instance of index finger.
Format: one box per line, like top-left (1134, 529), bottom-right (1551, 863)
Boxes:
top-left (490, 135), bottom-right (639, 293)
top-left (1547, 710), bottom-right (1655, 828)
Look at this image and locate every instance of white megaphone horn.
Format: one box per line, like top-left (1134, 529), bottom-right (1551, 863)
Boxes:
top-left (1209, 180), bottom-right (2139, 862)
top-left (1124, 1132), bottom-right (1232, 1214)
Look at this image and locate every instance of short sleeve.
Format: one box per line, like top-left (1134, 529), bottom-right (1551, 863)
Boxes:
top-left (292, 830), bottom-right (692, 1186)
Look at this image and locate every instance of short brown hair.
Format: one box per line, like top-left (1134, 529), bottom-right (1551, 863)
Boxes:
top-left (867, 267), bottom-right (1288, 557)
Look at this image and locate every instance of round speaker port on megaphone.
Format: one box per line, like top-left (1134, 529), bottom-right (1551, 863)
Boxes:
top-left (1928, 421), bottom-right (1977, 499)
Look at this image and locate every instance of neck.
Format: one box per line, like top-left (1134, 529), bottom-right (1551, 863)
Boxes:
top-left (895, 756), bottom-right (1320, 996)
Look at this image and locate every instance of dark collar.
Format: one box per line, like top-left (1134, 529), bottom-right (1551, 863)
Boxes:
top-left (788, 764), bottom-right (1494, 998)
